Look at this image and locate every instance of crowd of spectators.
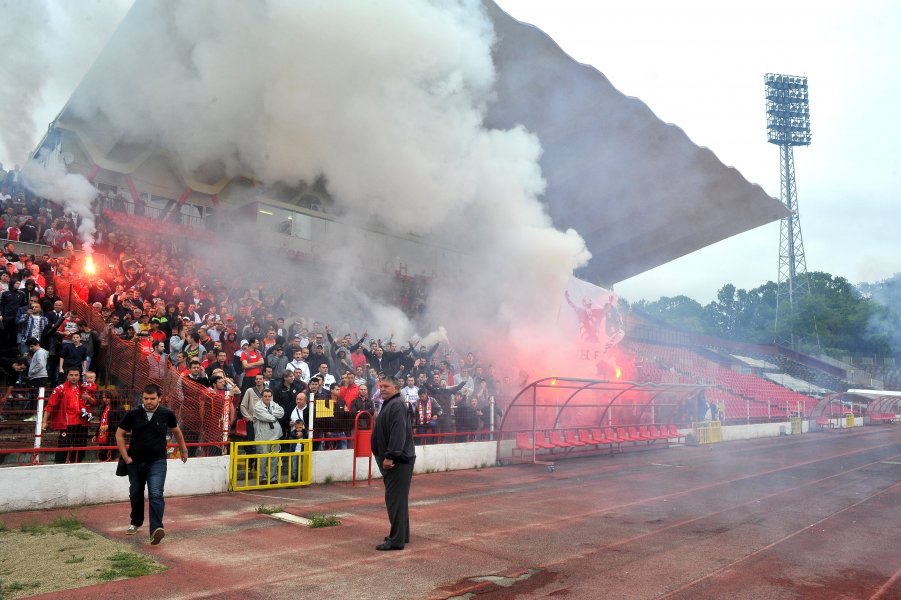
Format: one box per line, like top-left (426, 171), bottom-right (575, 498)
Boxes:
top-left (0, 171), bottom-right (518, 465)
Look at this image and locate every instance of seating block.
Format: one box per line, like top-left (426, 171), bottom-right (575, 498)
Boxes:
top-left (564, 430), bottom-right (588, 447)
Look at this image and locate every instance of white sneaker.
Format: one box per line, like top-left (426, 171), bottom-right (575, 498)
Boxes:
top-left (150, 528), bottom-right (165, 545)
top-left (126, 525), bottom-right (139, 535)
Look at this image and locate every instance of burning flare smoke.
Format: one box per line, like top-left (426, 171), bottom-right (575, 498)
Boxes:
top-left (66, 0), bottom-right (589, 360)
top-left (22, 148), bottom-right (98, 254)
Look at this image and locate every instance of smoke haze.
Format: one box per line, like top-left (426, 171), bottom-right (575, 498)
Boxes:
top-left (66, 0), bottom-right (589, 358)
top-left (0, 0), bottom-right (132, 165)
top-left (21, 151), bottom-right (97, 253)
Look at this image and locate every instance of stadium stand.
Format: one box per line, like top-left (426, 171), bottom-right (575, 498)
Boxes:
top-left (625, 340), bottom-right (820, 421)
top-left (0, 190), bottom-right (509, 465)
top-left (0, 184), bottom-right (893, 470)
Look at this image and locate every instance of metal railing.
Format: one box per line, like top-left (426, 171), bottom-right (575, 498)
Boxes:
top-left (692, 420), bottom-right (723, 444)
top-left (0, 442), bottom-right (227, 467)
top-left (229, 439), bottom-right (313, 491)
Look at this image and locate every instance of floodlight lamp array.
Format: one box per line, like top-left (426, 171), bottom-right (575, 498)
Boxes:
top-left (765, 73), bottom-right (811, 146)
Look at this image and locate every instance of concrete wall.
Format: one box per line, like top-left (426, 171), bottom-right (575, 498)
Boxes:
top-left (311, 441), bottom-right (499, 483)
top-left (0, 456), bottom-right (230, 513)
top-left (720, 422), bottom-right (801, 441)
top-left (2, 421), bottom-right (869, 513)
top-left (1, 442), bottom-right (500, 512)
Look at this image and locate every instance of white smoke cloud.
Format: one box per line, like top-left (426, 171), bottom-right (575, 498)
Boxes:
top-left (66, 0), bottom-right (590, 366)
top-left (0, 1), bottom-right (50, 165)
top-left (0, 0), bottom-right (133, 165)
top-left (21, 150), bottom-right (97, 253)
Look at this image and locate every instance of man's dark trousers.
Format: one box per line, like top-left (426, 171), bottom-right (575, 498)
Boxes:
top-left (380, 460), bottom-right (413, 547)
top-left (128, 458), bottom-right (167, 532)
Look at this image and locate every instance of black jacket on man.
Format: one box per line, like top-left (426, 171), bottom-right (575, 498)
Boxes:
top-left (362, 348), bottom-right (406, 375)
top-left (0, 287), bottom-right (26, 322)
top-left (370, 393), bottom-right (415, 464)
top-left (272, 379), bottom-right (306, 437)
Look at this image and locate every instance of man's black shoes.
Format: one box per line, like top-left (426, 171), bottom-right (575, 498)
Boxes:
top-left (375, 542), bottom-right (404, 551)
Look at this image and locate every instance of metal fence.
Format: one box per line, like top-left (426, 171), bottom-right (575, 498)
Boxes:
top-left (229, 439), bottom-right (313, 491)
top-left (46, 277), bottom-right (231, 462)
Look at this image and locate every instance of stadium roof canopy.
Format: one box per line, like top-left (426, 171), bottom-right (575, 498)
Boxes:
top-left (42, 1), bottom-right (787, 285)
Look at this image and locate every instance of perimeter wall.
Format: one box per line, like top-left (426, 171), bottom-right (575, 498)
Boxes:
top-left (1, 420), bottom-right (865, 512)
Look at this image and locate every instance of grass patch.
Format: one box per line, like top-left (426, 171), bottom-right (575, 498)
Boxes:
top-left (0, 518), bottom-right (165, 598)
top-left (307, 513), bottom-right (341, 528)
top-left (322, 475), bottom-right (335, 485)
top-left (0, 522), bottom-right (7, 533)
top-left (49, 516), bottom-right (82, 533)
top-left (17, 516), bottom-right (89, 540)
top-left (0, 579), bottom-right (41, 597)
top-left (50, 516), bottom-right (91, 539)
top-left (19, 522), bottom-right (47, 535)
top-left (255, 504), bottom-right (286, 515)
top-left (95, 552), bottom-right (164, 581)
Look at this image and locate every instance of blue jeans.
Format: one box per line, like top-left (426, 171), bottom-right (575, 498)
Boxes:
top-left (128, 458), bottom-right (167, 532)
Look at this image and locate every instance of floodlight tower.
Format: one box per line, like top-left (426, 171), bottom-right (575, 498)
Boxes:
top-left (765, 73), bottom-right (812, 349)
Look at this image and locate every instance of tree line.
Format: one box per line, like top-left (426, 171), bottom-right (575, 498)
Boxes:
top-left (632, 271), bottom-right (901, 359)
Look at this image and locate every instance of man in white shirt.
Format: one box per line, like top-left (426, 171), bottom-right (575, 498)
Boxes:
top-left (289, 392), bottom-right (308, 481)
top-left (315, 363), bottom-right (336, 391)
top-left (400, 375), bottom-right (419, 411)
top-left (285, 348), bottom-right (311, 384)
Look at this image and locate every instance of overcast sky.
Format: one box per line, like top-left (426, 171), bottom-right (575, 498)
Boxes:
top-left (6, 1), bottom-right (900, 305)
top-left (496, 0), bottom-right (901, 303)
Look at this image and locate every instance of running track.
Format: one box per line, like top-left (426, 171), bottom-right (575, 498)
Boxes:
top-left (10, 425), bottom-right (901, 599)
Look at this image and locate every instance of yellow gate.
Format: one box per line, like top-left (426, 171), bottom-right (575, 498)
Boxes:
top-left (693, 420), bottom-right (723, 444)
top-left (845, 413), bottom-right (855, 428)
top-left (229, 439), bottom-right (313, 491)
top-left (790, 416), bottom-right (802, 434)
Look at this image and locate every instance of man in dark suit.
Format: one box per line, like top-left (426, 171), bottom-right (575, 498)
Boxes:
top-left (370, 375), bottom-right (416, 551)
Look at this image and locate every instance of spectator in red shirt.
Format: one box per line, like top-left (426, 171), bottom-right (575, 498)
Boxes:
top-left (149, 319), bottom-right (167, 346)
top-left (337, 371), bottom-right (360, 407)
top-left (41, 368), bottom-right (90, 464)
top-left (174, 351), bottom-right (190, 376)
top-left (82, 371), bottom-right (99, 407)
top-left (5, 220), bottom-right (20, 241)
top-left (240, 337), bottom-right (264, 394)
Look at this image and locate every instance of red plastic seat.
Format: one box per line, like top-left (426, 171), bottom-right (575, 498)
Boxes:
top-left (533, 432), bottom-right (555, 450)
top-left (564, 430), bottom-right (587, 447)
top-left (589, 428), bottom-right (609, 445)
top-left (667, 424), bottom-right (682, 440)
top-left (513, 432), bottom-right (535, 459)
top-left (515, 432), bottom-right (535, 450)
top-left (580, 429), bottom-right (599, 446)
top-left (548, 430), bottom-right (572, 448)
top-left (618, 427), bottom-right (639, 443)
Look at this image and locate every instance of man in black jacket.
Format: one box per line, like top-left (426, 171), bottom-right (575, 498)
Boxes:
top-left (0, 282), bottom-right (26, 348)
top-left (305, 344), bottom-right (331, 375)
top-left (115, 383), bottom-right (188, 544)
top-left (362, 342), bottom-right (405, 376)
top-left (370, 375), bottom-right (415, 551)
top-left (271, 370), bottom-right (305, 438)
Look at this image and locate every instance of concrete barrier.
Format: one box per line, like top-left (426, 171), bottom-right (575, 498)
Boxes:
top-left (6, 420), bottom-right (861, 512)
top-left (0, 456), bottom-right (229, 513)
top-left (1, 441), bottom-right (499, 512)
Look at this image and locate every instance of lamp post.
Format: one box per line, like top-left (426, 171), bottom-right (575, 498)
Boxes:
top-left (765, 73), bottom-right (814, 349)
